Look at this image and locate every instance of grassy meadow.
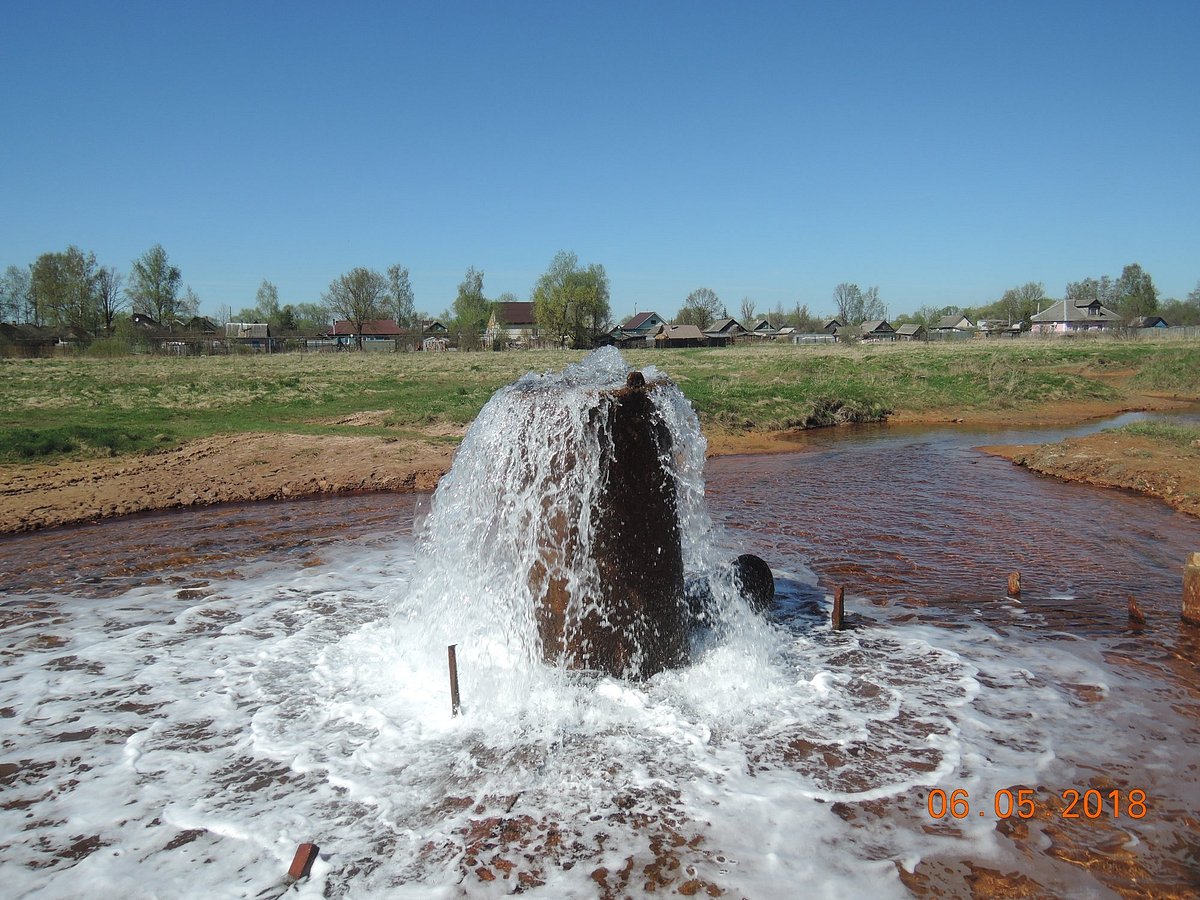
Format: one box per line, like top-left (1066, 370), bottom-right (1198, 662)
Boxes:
top-left (1, 339), bottom-right (1198, 463)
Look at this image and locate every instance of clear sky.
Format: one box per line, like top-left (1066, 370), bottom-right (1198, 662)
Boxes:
top-left (3, 0), bottom-right (1197, 323)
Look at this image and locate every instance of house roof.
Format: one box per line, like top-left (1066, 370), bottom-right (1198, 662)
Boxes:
top-left (655, 324), bottom-right (706, 341)
top-left (1030, 300), bottom-right (1122, 323)
top-left (331, 319), bottom-right (402, 336)
top-left (185, 316), bottom-right (220, 332)
top-left (707, 317), bottom-right (745, 333)
top-left (895, 323), bottom-right (926, 335)
top-left (750, 319), bottom-right (774, 331)
top-left (622, 311), bottom-right (663, 330)
top-left (935, 315), bottom-right (973, 330)
top-left (132, 312), bottom-right (160, 329)
top-left (1129, 315), bottom-right (1168, 328)
top-left (860, 319), bottom-right (893, 334)
top-left (492, 301), bottom-right (536, 326)
top-left (822, 318), bottom-right (843, 329)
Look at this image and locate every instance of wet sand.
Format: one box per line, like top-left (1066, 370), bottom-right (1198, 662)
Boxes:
top-left (1, 392), bottom-right (1195, 534)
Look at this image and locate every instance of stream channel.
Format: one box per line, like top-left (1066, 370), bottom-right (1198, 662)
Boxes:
top-left (2, 411), bottom-right (1198, 898)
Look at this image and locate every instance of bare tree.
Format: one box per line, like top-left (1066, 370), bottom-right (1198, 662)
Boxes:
top-left (324, 267), bottom-right (388, 348)
top-left (676, 287), bottom-right (721, 328)
top-left (388, 264), bottom-right (415, 327)
top-left (1, 265), bottom-right (31, 324)
top-left (95, 267), bottom-right (125, 335)
top-left (861, 286), bottom-right (885, 322)
top-left (833, 283), bottom-right (862, 324)
top-left (739, 297), bottom-right (756, 323)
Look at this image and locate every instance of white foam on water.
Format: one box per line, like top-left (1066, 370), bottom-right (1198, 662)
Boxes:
top-left (3, 350), bottom-right (1193, 897)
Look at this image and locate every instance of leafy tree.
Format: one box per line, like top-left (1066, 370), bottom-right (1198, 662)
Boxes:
top-left (1189, 281), bottom-right (1200, 308)
top-left (291, 302), bottom-right (329, 332)
top-left (739, 297), bottom-right (756, 323)
top-left (255, 280), bottom-right (280, 323)
top-left (790, 302), bottom-right (821, 332)
top-left (95, 267), bottom-right (125, 335)
top-left (128, 244), bottom-right (181, 324)
top-left (833, 283), bottom-right (886, 325)
top-left (1159, 295), bottom-right (1200, 327)
top-left (531, 251), bottom-right (612, 348)
top-left (1, 265), bottom-right (32, 323)
top-left (388, 264), bottom-right (415, 327)
top-left (30, 246), bottom-right (100, 330)
top-left (1114, 263), bottom-right (1158, 319)
top-left (676, 287), bottom-right (721, 329)
top-left (861, 286), bottom-right (885, 322)
top-left (324, 267), bottom-right (389, 348)
top-left (996, 281), bottom-right (1045, 326)
top-left (452, 266), bottom-right (490, 350)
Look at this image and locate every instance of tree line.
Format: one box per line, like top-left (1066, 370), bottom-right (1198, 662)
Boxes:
top-left (0, 244), bottom-right (199, 335)
top-left (893, 264), bottom-right (1200, 330)
top-left (5, 244), bottom-right (1198, 347)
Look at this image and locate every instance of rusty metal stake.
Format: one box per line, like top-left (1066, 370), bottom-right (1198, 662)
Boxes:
top-left (448, 644), bottom-right (461, 716)
top-left (832, 586), bottom-right (845, 632)
top-left (1184, 553), bottom-right (1200, 626)
top-left (287, 842), bottom-right (320, 881)
top-left (1007, 571), bottom-right (1021, 598)
top-left (1128, 596), bottom-right (1146, 626)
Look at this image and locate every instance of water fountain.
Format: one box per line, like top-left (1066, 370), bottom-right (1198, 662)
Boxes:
top-left (399, 346), bottom-right (768, 681)
top-left (5, 350), bottom-right (1197, 896)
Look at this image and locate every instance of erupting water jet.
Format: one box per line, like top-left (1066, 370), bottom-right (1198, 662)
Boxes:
top-left (403, 347), bottom-right (774, 682)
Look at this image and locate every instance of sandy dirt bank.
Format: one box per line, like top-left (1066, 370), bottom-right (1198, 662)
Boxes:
top-left (1, 393), bottom-right (1194, 534)
top-left (979, 431), bottom-right (1200, 519)
top-left (0, 432), bottom-right (452, 534)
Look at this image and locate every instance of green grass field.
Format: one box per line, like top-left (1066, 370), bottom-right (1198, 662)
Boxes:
top-left (1, 340), bottom-right (1197, 463)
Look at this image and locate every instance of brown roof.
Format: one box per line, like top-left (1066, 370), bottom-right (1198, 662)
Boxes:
top-left (331, 319), bottom-right (402, 336)
top-left (707, 317), bottom-right (745, 333)
top-left (622, 311), bottom-right (662, 330)
top-left (493, 301), bottom-right (536, 325)
top-left (655, 324), bottom-right (706, 341)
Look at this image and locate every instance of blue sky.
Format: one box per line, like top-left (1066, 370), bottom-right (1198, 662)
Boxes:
top-left (3, 0), bottom-right (1198, 323)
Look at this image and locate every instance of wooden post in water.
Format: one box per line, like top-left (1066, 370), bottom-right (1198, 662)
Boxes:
top-left (1007, 571), bottom-right (1022, 598)
top-left (1183, 553), bottom-right (1200, 626)
top-left (448, 644), bottom-right (461, 716)
top-left (832, 586), bottom-right (845, 631)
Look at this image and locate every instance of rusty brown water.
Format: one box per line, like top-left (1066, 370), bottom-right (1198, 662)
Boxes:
top-left (2, 414), bottom-right (1199, 897)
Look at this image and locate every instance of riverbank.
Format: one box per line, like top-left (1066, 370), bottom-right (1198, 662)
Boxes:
top-left (3, 391), bottom-right (1195, 534)
top-left (2, 342), bottom-right (1198, 533)
top-left (980, 421), bottom-right (1200, 520)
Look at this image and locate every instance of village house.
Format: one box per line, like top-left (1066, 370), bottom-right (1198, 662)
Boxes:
top-left (621, 311), bottom-right (668, 334)
top-left (1128, 315), bottom-right (1169, 329)
top-left (1029, 299), bottom-right (1122, 334)
top-left (859, 319), bottom-right (897, 341)
top-left (933, 314), bottom-right (976, 335)
top-left (602, 311), bottom-right (669, 348)
top-left (486, 301), bottom-right (538, 346)
top-left (326, 319), bottom-right (402, 349)
top-left (821, 318), bottom-right (843, 334)
top-left (895, 323), bottom-right (927, 341)
top-left (654, 323), bottom-right (707, 348)
top-left (747, 318), bottom-right (776, 338)
top-left (703, 317), bottom-right (746, 346)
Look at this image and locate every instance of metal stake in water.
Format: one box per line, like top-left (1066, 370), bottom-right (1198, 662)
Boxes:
top-left (448, 644), bottom-right (461, 716)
